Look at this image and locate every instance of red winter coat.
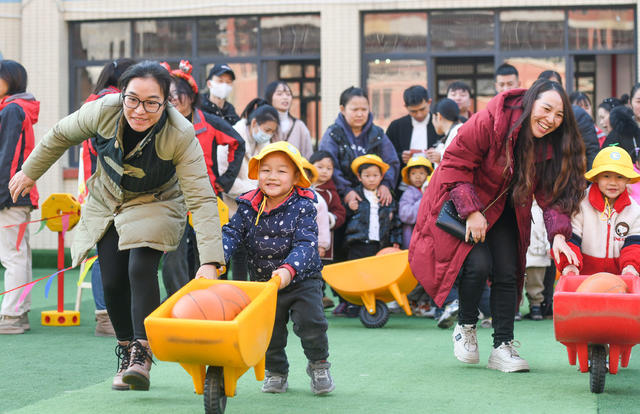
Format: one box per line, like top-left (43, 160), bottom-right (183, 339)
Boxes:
top-left (408, 89), bottom-right (573, 307)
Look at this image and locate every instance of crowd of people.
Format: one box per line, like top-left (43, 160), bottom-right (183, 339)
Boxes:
top-left (2, 56), bottom-right (640, 395)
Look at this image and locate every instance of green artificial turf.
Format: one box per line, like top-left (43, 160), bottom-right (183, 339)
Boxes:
top-left (2, 268), bottom-right (640, 414)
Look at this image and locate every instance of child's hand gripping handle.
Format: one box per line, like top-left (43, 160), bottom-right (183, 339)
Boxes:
top-left (271, 268), bottom-right (293, 290)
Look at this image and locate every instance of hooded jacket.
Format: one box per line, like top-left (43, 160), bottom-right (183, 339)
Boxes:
top-left (344, 184), bottom-right (402, 247)
top-left (319, 113), bottom-right (400, 197)
top-left (222, 187), bottom-right (323, 284)
top-left (0, 93), bottom-right (40, 209)
top-left (21, 93), bottom-right (224, 267)
top-left (408, 89), bottom-right (573, 307)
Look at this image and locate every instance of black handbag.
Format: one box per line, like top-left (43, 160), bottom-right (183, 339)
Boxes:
top-left (436, 187), bottom-right (510, 243)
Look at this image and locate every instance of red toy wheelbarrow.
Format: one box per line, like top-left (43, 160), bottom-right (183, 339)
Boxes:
top-left (553, 273), bottom-right (640, 393)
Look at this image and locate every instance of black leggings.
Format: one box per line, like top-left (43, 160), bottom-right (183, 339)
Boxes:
top-left (97, 225), bottom-right (163, 341)
top-left (457, 204), bottom-right (519, 347)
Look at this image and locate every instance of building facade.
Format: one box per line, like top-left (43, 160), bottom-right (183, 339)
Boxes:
top-left (0, 0), bottom-right (637, 249)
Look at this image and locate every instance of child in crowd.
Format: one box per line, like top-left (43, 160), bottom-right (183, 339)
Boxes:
top-left (524, 200), bottom-right (551, 320)
top-left (221, 141), bottom-right (334, 395)
top-left (344, 154), bottom-right (402, 260)
top-left (301, 158), bottom-right (331, 260)
top-left (558, 147), bottom-right (640, 276)
top-left (310, 150), bottom-right (346, 238)
top-left (398, 155), bottom-right (433, 249)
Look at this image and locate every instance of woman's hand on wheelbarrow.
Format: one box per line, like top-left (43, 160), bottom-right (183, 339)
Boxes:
top-left (553, 234), bottom-right (578, 267)
top-left (272, 267), bottom-right (292, 290)
top-left (195, 264), bottom-right (220, 280)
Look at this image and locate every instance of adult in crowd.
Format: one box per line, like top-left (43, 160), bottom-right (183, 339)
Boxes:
top-left (161, 60), bottom-right (245, 295)
top-left (409, 80), bottom-right (586, 372)
top-left (199, 63), bottom-right (240, 126)
top-left (538, 70), bottom-right (563, 85)
top-left (446, 81), bottom-right (473, 120)
top-left (597, 97), bottom-right (623, 136)
top-left (432, 98), bottom-right (464, 158)
top-left (0, 60), bottom-right (39, 335)
top-left (571, 104), bottom-right (599, 170)
top-left (494, 63), bottom-right (520, 94)
top-left (77, 57), bottom-right (136, 337)
top-left (9, 61), bottom-right (225, 391)
top-left (319, 86), bottom-right (400, 209)
top-left (264, 80), bottom-right (313, 158)
top-left (629, 83), bottom-right (640, 128)
top-left (218, 99), bottom-right (279, 281)
top-left (386, 85), bottom-right (441, 173)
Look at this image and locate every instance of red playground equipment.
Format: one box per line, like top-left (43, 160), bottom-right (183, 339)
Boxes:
top-left (553, 273), bottom-right (640, 393)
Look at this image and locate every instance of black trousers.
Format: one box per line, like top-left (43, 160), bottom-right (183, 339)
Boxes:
top-left (97, 225), bottom-right (163, 341)
top-left (457, 205), bottom-right (518, 347)
top-left (347, 241), bottom-right (380, 261)
top-left (162, 223), bottom-right (198, 298)
top-left (266, 277), bottom-right (329, 374)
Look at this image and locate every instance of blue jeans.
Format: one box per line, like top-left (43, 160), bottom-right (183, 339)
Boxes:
top-left (91, 258), bottom-right (106, 311)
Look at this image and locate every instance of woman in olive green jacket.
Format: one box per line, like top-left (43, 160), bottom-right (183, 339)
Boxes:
top-left (9, 61), bottom-right (224, 392)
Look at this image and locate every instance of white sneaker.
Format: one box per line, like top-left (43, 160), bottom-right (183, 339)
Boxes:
top-left (452, 323), bottom-right (479, 364)
top-left (437, 299), bottom-right (459, 329)
top-left (487, 341), bottom-right (530, 372)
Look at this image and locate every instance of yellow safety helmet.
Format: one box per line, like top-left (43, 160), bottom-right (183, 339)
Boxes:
top-left (585, 146), bottom-right (640, 184)
top-left (401, 155), bottom-right (434, 185)
top-left (248, 141), bottom-right (311, 187)
top-left (351, 154), bottom-right (390, 177)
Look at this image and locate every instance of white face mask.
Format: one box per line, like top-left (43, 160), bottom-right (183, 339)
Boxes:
top-left (252, 127), bottom-right (273, 144)
top-left (208, 81), bottom-right (233, 100)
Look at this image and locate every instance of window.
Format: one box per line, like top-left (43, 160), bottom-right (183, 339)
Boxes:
top-left (197, 17), bottom-right (258, 57)
top-left (71, 22), bottom-right (130, 60)
top-left (569, 9), bottom-right (635, 51)
top-left (363, 12), bottom-right (427, 54)
top-left (261, 15), bottom-right (321, 55)
top-left (500, 10), bottom-right (565, 51)
top-left (134, 20), bottom-right (193, 58)
top-left (430, 11), bottom-right (494, 51)
top-left (504, 56), bottom-right (566, 88)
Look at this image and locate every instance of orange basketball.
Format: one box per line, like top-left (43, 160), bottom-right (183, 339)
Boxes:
top-left (576, 272), bottom-right (628, 294)
top-left (207, 283), bottom-right (251, 319)
top-left (376, 247), bottom-right (402, 256)
top-left (171, 288), bottom-right (226, 320)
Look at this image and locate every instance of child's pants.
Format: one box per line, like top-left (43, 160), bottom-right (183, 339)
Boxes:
top-left (266, 277), bottom-right (329, 375)
top-left (525, 266), bottom-right (546, 307)
top-left (347, 241), bottom-right (380, 261)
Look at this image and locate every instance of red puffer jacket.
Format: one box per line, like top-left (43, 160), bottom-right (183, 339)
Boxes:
top-left (409, 89), bottom-right (573, 306)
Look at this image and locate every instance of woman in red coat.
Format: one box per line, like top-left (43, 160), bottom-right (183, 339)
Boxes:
top-left (409, 80), bottom-right (585, 372)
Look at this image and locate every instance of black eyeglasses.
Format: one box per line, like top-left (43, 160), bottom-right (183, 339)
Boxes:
top-left (122, 94), bottom-right (165, 113)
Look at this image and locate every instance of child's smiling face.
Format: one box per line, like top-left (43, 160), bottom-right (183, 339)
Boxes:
top-left (313, 157), bottom-right (334, 185)
top-left (358, 165), bottom-right (383, 191)
top-left (595, 171), bottom-right (630, 201)
top-left (258, 152), bottom-right (299, 201)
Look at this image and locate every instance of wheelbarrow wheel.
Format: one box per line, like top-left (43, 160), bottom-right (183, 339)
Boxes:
top-left (359, 300), bottom-right (390, 328)
top-left (204, 366), bottom-right (227, 414)
top-left (589, 345), bottom-right (607, 394)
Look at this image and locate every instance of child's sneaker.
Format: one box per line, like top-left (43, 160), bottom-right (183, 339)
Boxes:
top-left (437, 299), bottom-right (459, 329)
top-left (331, 302), bottom-right (347, 317)
top-left (344, 304), bottom-right (361, 318)
top-left (528, 305), bottom-right (543, 321)
top-left (261, 371), bottom-right (288, 393)
top-left (487, 341), bottom-right (530, 372)
top-left (322, 296), bottom-right (335, 309)
top-left (306, 360), bottom-right (335, 395)
top-left (452, 323), bottom-right (479, 364)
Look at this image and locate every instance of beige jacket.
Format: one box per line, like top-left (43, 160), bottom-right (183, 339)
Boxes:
top-left (22, 93), bottom-right (224, 267)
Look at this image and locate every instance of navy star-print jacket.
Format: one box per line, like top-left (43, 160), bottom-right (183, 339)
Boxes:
top-left (222, 187), bottom-right (323, 283)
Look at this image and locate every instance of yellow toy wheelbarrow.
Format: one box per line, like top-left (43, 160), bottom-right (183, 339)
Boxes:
top-left (145, 276), bottom-right (279, 413)
top-left (322, 250), bottom-right (417, 328)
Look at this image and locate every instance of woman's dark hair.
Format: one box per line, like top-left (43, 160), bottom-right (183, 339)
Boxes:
top-left (537, 70), bottom-right (563, 86)
top-left (508, 79), bottom-right (586, 215)
top-left (240, 98), bottom-right (279, 126)
top-left (339, 86), bottom-right (368, 107)
top-left (93, 58), bottom-right (136, 94)
top-left (434, 98), bottom-right (460, 122)
top-left (264, 81), bottom-right (292, 107)
top-left (309, 150), bottom-right (334, 165)
top-left (0, 60), bottom-right (27, 95)
top-left (630, 83), bottom-right (640, 101)
top-left (620, 94), bottom-right (630, 106)
top-left (171, 76), bottom-right (199, 110)
top-left (569, 91), bottom-right (591, 108)
top-left (598, 97), bottom-right (623, 112)
top-left (118, 60), bottom-right (172, 101)
top-left (602, 106), bottom-right (640, 163)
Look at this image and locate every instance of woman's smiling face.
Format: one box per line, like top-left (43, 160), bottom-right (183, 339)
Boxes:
top-left (530, 90), bottom-right (564, 138)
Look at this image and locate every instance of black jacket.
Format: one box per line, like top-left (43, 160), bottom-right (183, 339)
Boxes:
top-left (198, 94), bottom-right (240, 127)
top-left (572, 104), bottom-right (600, 170)
top-left (386, 114), bottom-right (441, 168)
top-left (344, 185), bottom-right (402, 247)
top-left (602, 105), bottom-right (640, 163)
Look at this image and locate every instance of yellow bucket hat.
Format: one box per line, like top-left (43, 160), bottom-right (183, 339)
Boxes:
top-left (248, 141), bottom-right (311, 187)
top-left (351, 154), bottom-right (390, 177)
top-left (585, 146), bottom-right (640, 184)
top-left (301, 157), bottom-right (318, 184)
top-left (401, 155), bottom-right (434, 185)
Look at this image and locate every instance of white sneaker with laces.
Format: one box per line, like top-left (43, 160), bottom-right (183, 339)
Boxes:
top-left (487, 341), bottom-right (530, 372)
top-left (452, 323), bottom-right (479, 364)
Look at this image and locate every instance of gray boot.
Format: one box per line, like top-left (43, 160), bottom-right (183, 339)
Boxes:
top-left (122, 340), bottom-right (153, 391)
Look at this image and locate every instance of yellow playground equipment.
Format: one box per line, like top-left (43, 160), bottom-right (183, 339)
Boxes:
top-left (145, 276), bottom-right (279, 414)
top-left (322, 249), bottom-right (417, 328)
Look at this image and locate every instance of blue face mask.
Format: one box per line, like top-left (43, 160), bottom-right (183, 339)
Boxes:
top-left (253, 128), bottom-right (273, 144)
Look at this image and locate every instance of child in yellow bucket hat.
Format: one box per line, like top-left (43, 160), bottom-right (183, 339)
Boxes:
top-left (399, 155), bottom-right (433, 249)
top-left (222, 141), bottom-right (335, 395)
top-left (557, 146), bottom-right (640, 277)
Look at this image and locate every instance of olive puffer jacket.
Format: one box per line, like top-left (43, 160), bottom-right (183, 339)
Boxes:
top-left (21, 93), bottom-right (225, 267)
